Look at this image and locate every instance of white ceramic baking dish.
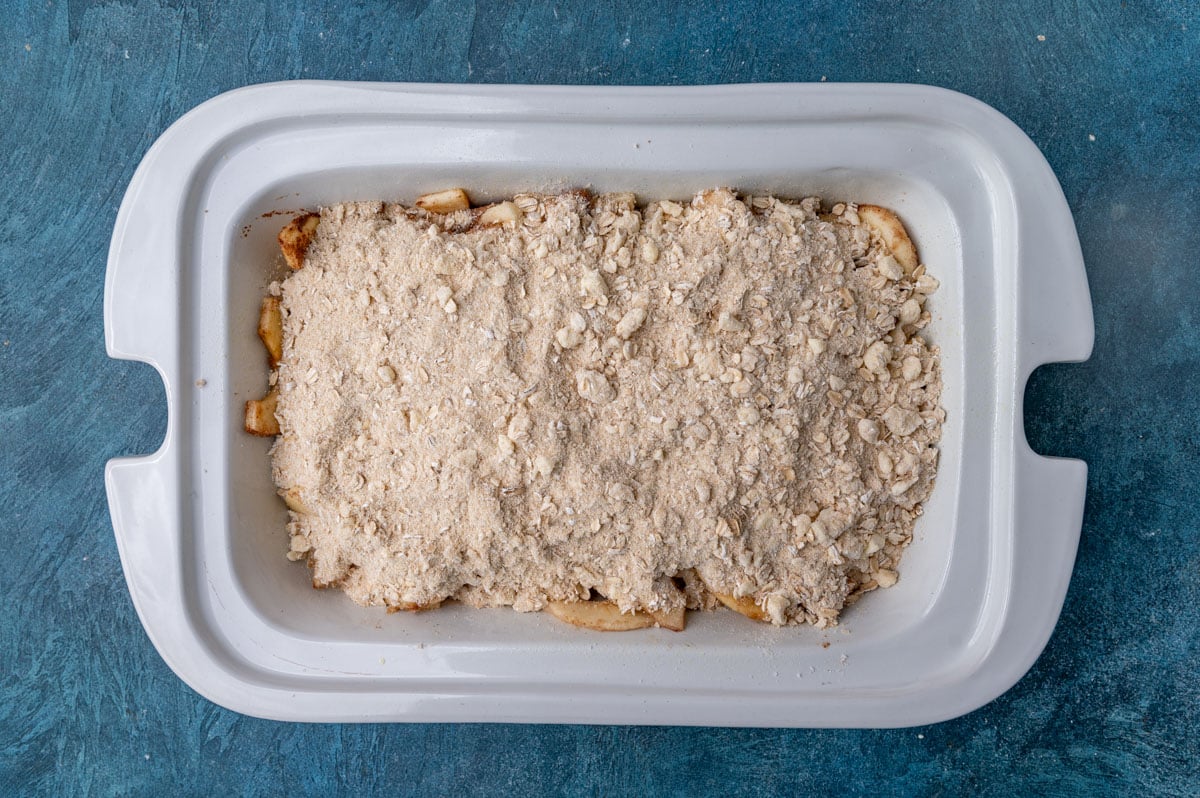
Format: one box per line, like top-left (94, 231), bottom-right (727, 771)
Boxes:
top-left (104, 82), bottom-right (1093, 727)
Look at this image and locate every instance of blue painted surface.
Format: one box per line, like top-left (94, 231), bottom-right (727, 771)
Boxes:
top-left (1, 1), bottom-right (1197, 795)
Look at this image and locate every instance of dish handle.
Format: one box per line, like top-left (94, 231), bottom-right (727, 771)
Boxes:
top-left (1010, 142), bottom-right (1093, 634)
top-left (1015, 166), bottom-right (1095, 370)
top-left (993, 158), bottom-right (1093, 695)
top-left (104, 148), bottom-right (187, 631)
top-left (105, 452), bottom-right (182, 591)
top-left (990, 445), bottom-right (1087, 694)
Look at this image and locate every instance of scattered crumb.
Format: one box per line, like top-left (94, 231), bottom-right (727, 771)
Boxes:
top-left (1088, 134), bottom-right (1096, 142)
top-left (1037, 34), bottom-right (1046, 41)
top-left (195, 378), bottom-right (207, 387)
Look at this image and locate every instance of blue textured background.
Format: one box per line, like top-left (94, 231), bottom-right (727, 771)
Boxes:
top-left (2, 1), bottom-right (1197, 795)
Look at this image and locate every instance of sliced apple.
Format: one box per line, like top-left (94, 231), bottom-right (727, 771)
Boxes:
top-left (713, 591), bottom-right (769, 623)
top-left (257, 296), bottom-right (283, 366)
top-left (477, 200), bottom-right (523, 226)
top-left (649, 604), bottom-right (687, 632)
top-left (386, 601), bottom-right (443, 613)
top-left (544, 600), bottom-right (657, 631)
top-left (244, 388), bottom-right (280, 436)
top-left (415, 188), bottom-right (471, 214)
top-left (278, 212), bottom-right (320, 271)
top-left (858, 204), bottom-right (918, 274)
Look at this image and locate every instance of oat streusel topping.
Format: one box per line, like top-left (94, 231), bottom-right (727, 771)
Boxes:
top-left (271, 189), bottom-right (943, 626)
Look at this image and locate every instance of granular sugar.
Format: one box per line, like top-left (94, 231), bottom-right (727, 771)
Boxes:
top-left (270, 189), bottom-right (943, 626)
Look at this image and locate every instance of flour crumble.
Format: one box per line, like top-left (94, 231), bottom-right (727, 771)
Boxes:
top-left (270, 189), bottom-right (943, 627)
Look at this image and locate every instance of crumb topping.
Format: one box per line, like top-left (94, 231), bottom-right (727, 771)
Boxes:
top-left (271, 189), bottom-right (943, 626)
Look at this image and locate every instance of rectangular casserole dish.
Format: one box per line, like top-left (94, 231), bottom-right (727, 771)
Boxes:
top-left (104, 82), bottom-right (1093, 727)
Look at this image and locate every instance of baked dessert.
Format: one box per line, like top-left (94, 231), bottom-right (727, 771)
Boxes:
top-left (246, 188), bottom-right (943, 629)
